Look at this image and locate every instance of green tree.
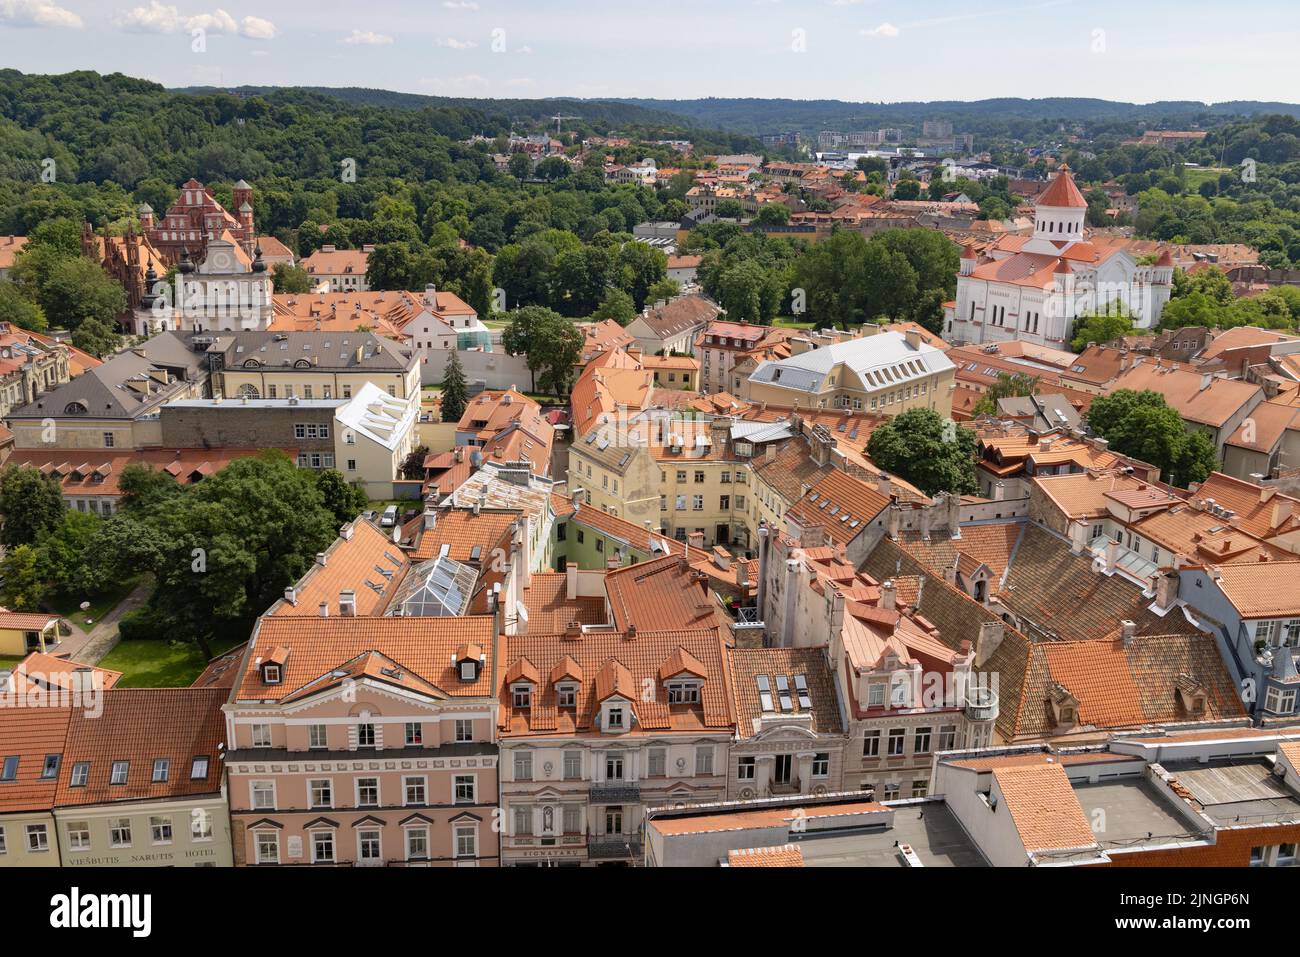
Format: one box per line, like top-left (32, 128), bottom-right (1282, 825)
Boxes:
top-left (117, 463), bottom-right (181, 513)
top-left (441, 351), bottom-right (469, 423)
top-left (36, 510), bottom-right (101, 598)
top-left (508, 152), bottom-right (533, 181)
top-left (315, 469), bottom-right (370, 525)
top-left (0, 281), bottom-right (47, 331)
top-left (646, 277), bottom-right (680, 305)
top-left (15, 253), bottom-right (126, 332)
top-left (591, 288), bottom-right (637, 326)
top-left (272, 262), bottom-right (314, 293)
top-left (502, 305), bottom-right (583, 395)
top-left (70, 318), bottom-right (121, 358)
top-left (0, 465), bottom-right (65, 547)
top-left (1070, 312), bottom-right (1135, 352)
top-left (1086, 389), bottom-right (1216, 488)
top-left (972, 373), bottom-right (1040, 416)
top-left (0, 544), bottom-right (46, 612)
top-left (866, 408), bottom-right (978, 496)
top-left (754, 204), bottom-right (791, 226)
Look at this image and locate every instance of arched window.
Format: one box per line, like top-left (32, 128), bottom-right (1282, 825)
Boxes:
top-left (236, 384), bottom-right (261, 399)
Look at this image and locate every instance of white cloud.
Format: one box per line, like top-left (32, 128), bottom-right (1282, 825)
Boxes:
top-left (344, 29), bottom-right (393, 45)
top-left (114, 3), bottom-right (276, 39)
top-left (861, 22), bottom-right (899, 38)
top-left (503, 77), bottom-right (536, 90)
top-left (515, 44), bottom-right (533, 55)
top-left (442, 1), bottom-right (479, 8)
top-left (0, 0), bottom-right (83, 28)
top-left (435, 36), bottom-right (477, 49)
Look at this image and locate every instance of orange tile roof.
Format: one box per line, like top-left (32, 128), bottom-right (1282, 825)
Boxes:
top-left (1212, 563), bottom-right (1300, 618)
top-left (992, 763), bottom-right (1097, 854)
top-left (1191, 473), bottom-right (1300, 540)
top-left (604, 556), bottom-right (727, 634)
top-left (728, 646), bottom-right (843, 736)
top-left (271, 519), bottom-right (409, 618)
top-left (1109, 363), bottom-right (1262, 428)
top-left (55, 689), bottom-right (226, 806)
top-left (406, 508), bottom-right (520, 562)
top-left (0, 609), bottom-right (62, 631)
top-left (785, 470), bottom-right (890, 545)
top-left (234, 615), bottom-right (498, 702)
top-left (648, 800), bottom-right (889, 836)
top-left (0, 235), bottom-right (28, 270)
top-left (9, 653), bottom-right (121, 694)
top-left (497, 625), bottom-right (734, 737)
top-left (1033, 471), bottom-right (1162, 520)
top-left (7, 448), bottom-right (283, 499)
top-left (519, 573), bottom-right (608, 633)
top-left (0, 707), bottom-right (72, 812)
top-left (727, 843), bottom-right (805, 867)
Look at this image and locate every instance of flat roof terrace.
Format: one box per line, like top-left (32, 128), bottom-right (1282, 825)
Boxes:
top-left (796, 802), bottom-right (987, 867)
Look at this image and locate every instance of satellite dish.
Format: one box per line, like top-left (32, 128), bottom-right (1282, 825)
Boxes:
top-left (79, 602), bottom-right (90, 611)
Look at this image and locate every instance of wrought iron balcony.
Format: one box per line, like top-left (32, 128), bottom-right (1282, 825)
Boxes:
top-left (965, 687), bottom-right (999, 722)
top-left (587, 838), bottom-right (642, 861)
top-left (589, 783), bottom-right (641, 803)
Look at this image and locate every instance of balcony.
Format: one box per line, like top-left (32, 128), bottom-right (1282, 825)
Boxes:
top-left (588, 838), bottom-right (642, 861)
top-left (965, 687), bottom-right (999, 723)
top-left (766, 778), bottom-right (801, 797)
top-left (589, 783), bottom-right (641, 803)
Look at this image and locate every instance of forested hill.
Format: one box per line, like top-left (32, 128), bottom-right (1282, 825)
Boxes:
top-left (177, 84), bottom-right (694, 130)
top-left (612, 96), bottom-right (1300, 136)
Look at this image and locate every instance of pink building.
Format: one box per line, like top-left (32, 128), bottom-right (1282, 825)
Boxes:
top-left (224, 615), bottom-right (500, 867)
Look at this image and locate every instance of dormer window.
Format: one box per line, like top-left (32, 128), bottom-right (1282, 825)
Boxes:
top-left (512, 685), bottom-right (532, 709)
top-left (557, 683), bottom-right (578, 709)
top-left (460, 660), bottom-right (478, 682)
top-left (262, 663), bottom-right (281, 684)
top-left (666, 680), bottom-right (701, 704)
top-left (606, 706), bottom-right (625, 730)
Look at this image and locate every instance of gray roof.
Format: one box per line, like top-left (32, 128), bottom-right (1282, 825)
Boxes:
top-left (996, 394), bottom-right (1082, 432)
top-left (750, 331), bottom-right (954, 394)
top-left (213, 331), bottom-right (414, 373)
top-left (9, 331), bottom-right (206, 420)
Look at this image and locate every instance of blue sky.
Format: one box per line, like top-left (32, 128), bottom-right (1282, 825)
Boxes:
top-left (0, 0), bottom-right (1295, 104)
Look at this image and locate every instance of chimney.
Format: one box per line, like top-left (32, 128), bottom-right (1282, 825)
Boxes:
top-left (886, 503), bottom-right (901, 541)
top-left (454, 447), bottom-right (464, 463)
top-left (975, 620), bottom-right (1005, 668)
top-left (1038, 438), bottom-right (1051, 453)
top-left (877, 473), bottom-right (893, 498)
top-left (1069, 520), bottom-right (1088, 555)
top-left (1199, 372), bottom-right (1213, 391)
top-left (1272, 498), bottom-right (1294, 530)
top-left (880, 579), bottom-right (896, 611)
top-left (316, 552), bottom-right (327, 567)
top-left (905, 328), bottom-right (922, 351)
top-left (424, 508), bottom-right (437, 530)
top-left (712, 546), bottom-right (731, 571)
top-left (1155, 570), bottom-right (1179, 610)
top-left (566, 562), bottom-right (578, 601)
top-left (284, 586), bottom-right (297, 606)
top-left (688, 531), bottom-right (705, 550)
top-left (1104, 539), bottom-right (1119, 574)
top-left (765, 443), bottom-right (777, 464)
top-left (992, 481), bottom-right (1005, 502)
top-left (339, 590), bottom-right (356, 617)
top-left (318, 601), bottom-right (329, 618)
top-left (1120, 619), bottom-right (1137, 647)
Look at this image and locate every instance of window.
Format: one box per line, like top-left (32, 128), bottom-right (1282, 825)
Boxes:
top-left (358, 829), bottom-right (381, 862)
top-left (404, 722), bottom-right (423, 746)
top-left (109, 819), bottom-right (132, 848)
top-left (692, 495), bottom-right (704, 511)
top-left (812, 753), bottom-right (830, 778)
top-left (513, 806), bottom-right (532, 836)
top-left (70, 762), bottom-right (88, 787)
top-left (648, 748), bottom-right (666, 777)
top-left (882, 784), bottom-right (900, 801)
top-left (694, 471), bottom-right (705, 484)
top-left (66, 821), bottom-right (90, 851)
top-left (404, 776), bottom-right (427, 806)
top-left (605, 755), bottom-right (625, 780)
top-left (1250, 845), bottom-right (1266, 867)
top-left (863, 730), bottom-right (881, 758)
top-left (405, 827), bottom-right (429, 861)
top-left (1278, 843), bottom-right (1297, 866)
top-left (150, 816), bottom-right (173, 845)
top-left (0, 826), bottom-right (5, 854)
top-left (103, 433), bottom-right (115, 448)
top-left (26, 823), bottom-right (49, 852)
top-left (454, 775), bottom-right (476, 803)
top-left (606, 706), bottom-right (625, 730)
top-left (666, 682), bottom-right (700, 704)
top-left (719, 495), bottom-right (730, 510)
top-left (311, 831), bottom-right (335, 864)
top-left (514, 752), bottom-right (533, 781)
top-left (309, 779), bottom-right (333, 809)
top-left (1287, 620), bottom-right (1300, 647)
top-left (695, 746), bottom-right (714, 776)
top-left (190, 756), bottom-right (209, 780)
top-left (41, 754), bottom-right (60, 779)
top-left (110, 760), bottom-right (129, 785)
top-left (357, 723), bottom-right (376, 748)
top-left (557, 685), bottom-right (577, 709)
top-left (252, 724), bottom-right (272, 748)
top-left (563, 751), bottom-right (582, 780)
top-left (455, 719), bottom-right (474, 743)
top-left (255, 831), bottom-right (279, 864)
top-left (912, 779), bottom-right (929, 798)
top-left (887, 728), bottom-right (906, 757)
top-left (357, 778), bottom-right (379, 807)
top-left (914, 727), bottom-right (932, 755)
top-left (251, 781), bottom-right (275, 810)
top-left (605, 807), bottom-right (624, 836)
top-left (309, 724), bottom-right (327, 749)
top-left (737, 756), bottom-right (755, 780)
top-left (1265, 686), bottom-right (1298, 715)
top-left (868, 683), bottom-right (886, 707)
top-left (512, 686), bottom-right (532, 709)
top-left (938, 724), bottom-right (958, 751)
top-left (563, 805), bottom-right (582, 834)
top-left (455, 824), bottom-right (478, 859)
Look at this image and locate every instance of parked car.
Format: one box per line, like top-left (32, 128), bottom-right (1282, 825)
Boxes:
top-left (380, 505), bottom-right (398, 528)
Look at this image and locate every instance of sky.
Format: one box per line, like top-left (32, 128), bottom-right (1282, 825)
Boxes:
top-left (0, 0), bottom-right (1297, 106)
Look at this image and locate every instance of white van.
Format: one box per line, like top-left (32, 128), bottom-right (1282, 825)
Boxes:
top-left (380, 505), bottom-right (398, 528)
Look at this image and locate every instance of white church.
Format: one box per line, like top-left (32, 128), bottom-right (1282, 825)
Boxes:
top-left (944, 165), bottom-right (1173, 351)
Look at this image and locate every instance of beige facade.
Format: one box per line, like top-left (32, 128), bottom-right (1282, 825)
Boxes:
top-left (0, 812), bottom-right (60, 867)
top-left (54, 797), bottom-right (232, 867)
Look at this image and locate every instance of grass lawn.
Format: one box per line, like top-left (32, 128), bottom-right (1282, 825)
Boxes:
top-left (1183, 167), bottom-right (1229, 190)
top-left (46, 575), bottom-right (147, 628)
top-left (773, 316), bottom-right (817, 329)
top-left (97, 637), bottom-right (245, 688)
top-left (0, 655), bottom-right (25, 669)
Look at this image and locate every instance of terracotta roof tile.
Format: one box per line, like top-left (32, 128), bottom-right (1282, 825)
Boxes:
top-left (992, 763), bottom-right (1097, 854)
top-left (727, 843), bottom-right (805, 867)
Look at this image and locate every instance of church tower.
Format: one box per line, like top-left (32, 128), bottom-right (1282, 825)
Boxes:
top-left (1023, 164), bottom-right (1088, 255)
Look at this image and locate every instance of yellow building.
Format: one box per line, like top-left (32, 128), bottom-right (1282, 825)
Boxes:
top-left (636, 353), bottom-right (701, 391)
top-left (209, 331), bottom-right (421, 403)
top-left (742, 328), bottom-right (955, 418)
top-left (0, 611), bottom-right (62, 656)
